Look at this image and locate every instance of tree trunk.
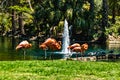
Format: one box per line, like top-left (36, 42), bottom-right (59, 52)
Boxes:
top-left (89, 0), bottom-right (94, 21)
top-left (18, 12), bottom-right (25, 35)
top-left (112, 1), bottom-right (116, 24)
top-left (88, 0), bottom-right (95, 40)
top-left (11, 0), bottom-right (16, 36)
top-left (27, 0), bottom-right (34, 12)
top-left (11, 9), bottom-right (16, 36)
top-left (71, 1), bottom-right (77, 40)
top-left (99, 0), bottom-right (108, 43)
top-left (1, 24), bottom-right (5, 36)
top-left (102, 0), bottom-right (108, 29)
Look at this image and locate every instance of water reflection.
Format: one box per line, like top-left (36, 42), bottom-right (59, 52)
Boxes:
top-left (0, 37), bottom-right (120, 61)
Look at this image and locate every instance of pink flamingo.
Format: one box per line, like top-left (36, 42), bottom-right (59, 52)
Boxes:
top-left (16, 40), bottom-right (32, 59)
top-left (68, 43), bottom-right (88, 59)
top-left (39, 38), bottom-right (61, 59)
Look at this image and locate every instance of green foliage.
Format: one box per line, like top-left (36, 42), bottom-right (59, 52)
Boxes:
top-left (9, 6), bottom-right (31, 13)
top-left (94, 0), bottom-right (102, 12)
top-left (58, 21), bottom-right (64, 33)
top-left (0, 0), bottom-right (120, 41)
top-left (0, 13), bottom-right (11, 31)
top-left (105, 16), bottom-right (120, 36)
top-left (33, 0), bottom-right (88, 37)
top-left (0, 60), bottom-right (120, 79)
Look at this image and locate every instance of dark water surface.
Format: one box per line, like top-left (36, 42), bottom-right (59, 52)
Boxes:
top-left (0, 37), bottom-right (120, 61)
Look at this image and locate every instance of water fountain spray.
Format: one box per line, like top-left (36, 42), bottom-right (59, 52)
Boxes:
top-left (62, 19), bottom-right (70, 57)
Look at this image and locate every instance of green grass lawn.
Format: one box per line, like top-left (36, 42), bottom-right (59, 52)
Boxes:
top-left (0, 60), bottom-right (120, 80)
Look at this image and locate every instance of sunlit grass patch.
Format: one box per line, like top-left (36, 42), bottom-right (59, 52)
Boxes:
top-left (0, 60), bottom-right (120, 80)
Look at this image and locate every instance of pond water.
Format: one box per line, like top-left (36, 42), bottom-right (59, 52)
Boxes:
top-left (0, 37), bottom-right (120, 61)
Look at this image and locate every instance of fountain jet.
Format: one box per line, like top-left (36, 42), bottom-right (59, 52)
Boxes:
top-left (61, 19), bottom-right (70, 57)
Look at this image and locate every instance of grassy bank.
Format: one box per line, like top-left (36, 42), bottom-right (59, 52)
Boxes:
top-left (0, 60), bottom-right (120, 80)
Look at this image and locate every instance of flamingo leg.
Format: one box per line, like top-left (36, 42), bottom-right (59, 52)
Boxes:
top-left (69, 50), bottom-right (72, 59)
top-left (44, 49), bottom-right (47, 59)
top-left (23, 49), bottom-right (26, 60)
top-left (49, 52), bottom-right (53, 61)
top-left (81, 52), bottom-right (84, 60)
top-left (76, 52), bottom-right (78, 60)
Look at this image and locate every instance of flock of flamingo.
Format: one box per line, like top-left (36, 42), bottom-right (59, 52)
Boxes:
top-left (16, 38), bottom-right (88, 59)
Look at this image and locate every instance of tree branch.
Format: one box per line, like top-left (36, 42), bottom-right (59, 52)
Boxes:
top-left (27, 0), bottom-right (34, 12)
